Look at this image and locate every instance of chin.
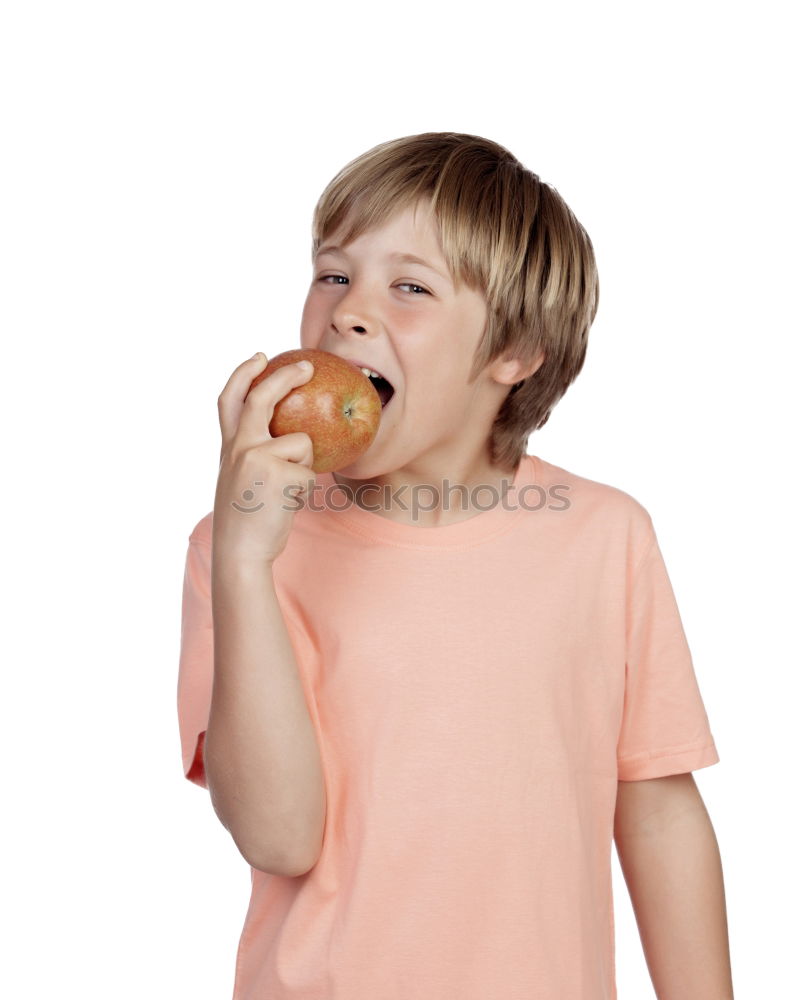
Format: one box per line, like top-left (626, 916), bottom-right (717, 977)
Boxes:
top-left (333, 463), bottom-right (377, 482)
top-left (333, 455), bottom-right (394, 481)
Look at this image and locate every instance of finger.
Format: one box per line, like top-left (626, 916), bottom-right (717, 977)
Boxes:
top-left (260, 431), bottom-right (315, 471)
top-left (238, 360), bottom-right (314, 444)
top-left (217, 352), bottom-right (268, 443)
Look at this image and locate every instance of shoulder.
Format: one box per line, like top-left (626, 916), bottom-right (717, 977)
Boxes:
top-left (527, 453), bottom-right (655, 550)
top-left (187, 510), bottom-right (214, 547)
top-left (531, 454), bottom-right (652, 521)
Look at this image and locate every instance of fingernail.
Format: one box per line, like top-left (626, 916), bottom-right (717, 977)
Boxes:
top-left (251, 352), bottom-right (263, 360)
top-left (297, 360), bottom-right (312, 371)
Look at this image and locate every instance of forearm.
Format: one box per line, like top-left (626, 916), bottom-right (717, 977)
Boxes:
top-left (614, 791), bottom-right (734, 999)
top-left (206, 555), bottom-right (326, 876)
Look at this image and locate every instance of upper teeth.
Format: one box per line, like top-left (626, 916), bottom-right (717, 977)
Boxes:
top-left (360, 367), bottom-right (382, 380)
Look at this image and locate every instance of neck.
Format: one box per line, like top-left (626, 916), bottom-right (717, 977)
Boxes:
top-left (331, 448), bottom-right (521, 528)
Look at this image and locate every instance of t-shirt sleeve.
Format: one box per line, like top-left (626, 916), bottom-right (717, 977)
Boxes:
top-left (616, 520), bottom-right (720, 781)
top-left (177, 523), bottom-right (214, 789)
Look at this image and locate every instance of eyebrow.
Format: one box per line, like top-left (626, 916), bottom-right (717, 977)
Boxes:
top-left (314, 246), bottom-right (451, 283)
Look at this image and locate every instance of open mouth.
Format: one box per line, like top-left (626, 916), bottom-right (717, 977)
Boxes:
top-left (369, 373), bottom-right (395, 408)
top-left (350, 362), bottom-right (395, 408)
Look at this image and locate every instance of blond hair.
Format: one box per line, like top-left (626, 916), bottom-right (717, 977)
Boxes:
top-left (310, 132), bottom-right (600, 470)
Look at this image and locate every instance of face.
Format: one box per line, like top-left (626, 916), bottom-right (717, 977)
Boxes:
top-left (300, 199), bottom-right (513, 480)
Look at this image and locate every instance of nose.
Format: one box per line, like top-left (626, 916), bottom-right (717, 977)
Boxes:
top-left (331, 281), bottom-right (376, 338)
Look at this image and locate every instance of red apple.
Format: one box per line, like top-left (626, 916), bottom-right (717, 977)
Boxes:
top-left (247, 348), bottom-right (384, 473)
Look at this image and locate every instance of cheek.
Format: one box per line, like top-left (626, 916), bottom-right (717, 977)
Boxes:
top-left (404, 370), bottom-right (463, 420)
top-left (299, 296), bottom-right (323, 344)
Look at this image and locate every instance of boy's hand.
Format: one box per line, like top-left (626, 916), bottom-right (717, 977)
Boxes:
top-left (213, 353), bottom-right (316, 567)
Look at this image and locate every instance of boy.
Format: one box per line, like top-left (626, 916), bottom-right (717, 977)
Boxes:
top-left (177, 132), bottom-right (733, 998)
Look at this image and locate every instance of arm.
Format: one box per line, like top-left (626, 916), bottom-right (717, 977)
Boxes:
top-left (205, 555), bottom-right (326, 877)
top-left (613, 772), bottom-right (734, 1000)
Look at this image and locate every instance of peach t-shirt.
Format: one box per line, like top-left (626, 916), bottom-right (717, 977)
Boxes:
top-left (177, 453), bottom-right (719, 999)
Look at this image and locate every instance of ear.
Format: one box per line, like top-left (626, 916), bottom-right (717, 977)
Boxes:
top-left (489, 349), bottom-right (546, 389)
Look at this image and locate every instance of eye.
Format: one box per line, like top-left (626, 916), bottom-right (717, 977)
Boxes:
top-left (317, 275), bottom-right (431, 295)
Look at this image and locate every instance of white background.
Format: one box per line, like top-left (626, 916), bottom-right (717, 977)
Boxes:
top-left (2, 1), bottom-right (799, 996)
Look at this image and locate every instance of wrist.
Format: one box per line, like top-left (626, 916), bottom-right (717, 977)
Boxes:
top-left (212, 548), bottom-right (276, 582)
